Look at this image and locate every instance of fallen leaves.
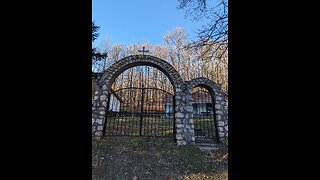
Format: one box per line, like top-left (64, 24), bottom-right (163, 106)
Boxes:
top-left (92, 137), bottom-right (228, 179)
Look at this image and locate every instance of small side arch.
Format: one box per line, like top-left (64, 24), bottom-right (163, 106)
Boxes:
top-left (186, 77), bottom-right (228, 144)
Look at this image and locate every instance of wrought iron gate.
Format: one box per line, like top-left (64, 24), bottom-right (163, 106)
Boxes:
top-left (192, 87), bottom-right (218, 143)
top-left (103, 86), bottom-right (175, 138)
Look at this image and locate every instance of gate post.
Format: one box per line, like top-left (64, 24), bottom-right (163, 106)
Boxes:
top-left (92, 83), bottom-right (109, 138)
top-left (174, 83), bottom-right (195, 145)
top-left (139, 85), bottom-right (145, 136)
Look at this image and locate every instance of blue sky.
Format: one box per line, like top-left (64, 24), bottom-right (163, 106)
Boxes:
top-left (92, 0), bottom-right (208, 47)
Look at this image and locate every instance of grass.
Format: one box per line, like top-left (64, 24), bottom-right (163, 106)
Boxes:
top-left (92, 136), bottom-right (228, 179)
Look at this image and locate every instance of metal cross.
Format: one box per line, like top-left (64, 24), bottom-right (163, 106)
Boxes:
top-left (138, 46), bottom-right (149, 55)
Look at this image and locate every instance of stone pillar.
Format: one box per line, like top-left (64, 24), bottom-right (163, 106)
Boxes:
top-left (175, 83), bottom-right (195, 145)
top-left (92, 83), bottom-right (109, 138)
top-left (214, 92), bottom-right (228, 144)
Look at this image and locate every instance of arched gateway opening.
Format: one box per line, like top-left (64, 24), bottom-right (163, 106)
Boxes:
top-left (104, 66), bottom-right (175, 138)
top-left (92, 55), bottom-right (194, 145)
top-left (192, 86), bottom-right (219, 143)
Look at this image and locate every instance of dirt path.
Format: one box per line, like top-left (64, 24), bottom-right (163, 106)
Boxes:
top-left (92, 137), bottom-right (228, 180)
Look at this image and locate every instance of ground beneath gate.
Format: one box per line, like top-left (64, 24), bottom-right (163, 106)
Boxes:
top-left (92, 137), bottom-right (228, 179)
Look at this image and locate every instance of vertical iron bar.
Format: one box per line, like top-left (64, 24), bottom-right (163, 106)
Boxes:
top-left (119, 90), bottom-right (124, 136)
top-left (206, 91), bottom-right (210, 139)
top-left (135, 89), bottom-right (139, 136)
top-left (173, 95), bottom-right (176, 142)
top-left (151, 89), bottom-right (154, 136)
top-left (198, 89), bottom-right (201, 137)
top-left (133, 88), bottom-right (137, 136)
top-left (161, 92), bottom-right (164, 137)
top-left (201, 89), bottom-right (205, 138)
top-left (159, 91), bottom-right (164, 136)
top-left (161, 92), bottom-right (163, 136)
top-left (146, 88), bottom-right (150, 136)
top-left (125, 89), bottom-right (129, 136)
top-left (145, 88), bottom-right (148, 136)
top-left (155, 90), bottom-right (158, 136)
top-left (204, 90), bottom-right (208, 138)
top-left (129, 71), bottom-right (133, 136)
top-left (122, 90), bottom-right (126, 136)
top-left (196, 89), bottom-right (198, 137)
top-left (124, 89), bottom-right (128, 136)
top-left (154, 89), bottom-right (157, 136)
top-left (146, 68), bottom-right (150, 136)
top-left (212, 92), bottom-right (220, 143)
top-left (139, 86), bottom-right (144, 136)
top-left (141, 66), bottom-right (148, 136)
top-left (198, 89), bottom-right (202, 137)
top-left (130, 88), bottom-right (135, 136)
top-left (165, 95), bottom-right (168, 137)
top-left (117, 89), bottom-right (124, 135)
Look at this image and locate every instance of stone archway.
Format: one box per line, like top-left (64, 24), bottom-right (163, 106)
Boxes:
top-left (185, 77), bottom-right (228, 144)
top-left (92, 54), bottom-right (195, 145)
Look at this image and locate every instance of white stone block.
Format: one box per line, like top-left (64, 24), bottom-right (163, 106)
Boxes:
top-left (218, 121), bottom-right (225, 126)
top-left (100, 95), bottom-right (107, 101)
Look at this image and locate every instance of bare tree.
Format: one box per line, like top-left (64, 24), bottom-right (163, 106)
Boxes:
top-left (164, 27), bottom-right (192, 81)
top-left (95, 33), bottom-right (227, 93)
top-left (177, 0), bottom-right (228, 61)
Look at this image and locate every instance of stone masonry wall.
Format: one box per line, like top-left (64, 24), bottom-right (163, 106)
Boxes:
top-left (92, 55), bottom-right (228, 145)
